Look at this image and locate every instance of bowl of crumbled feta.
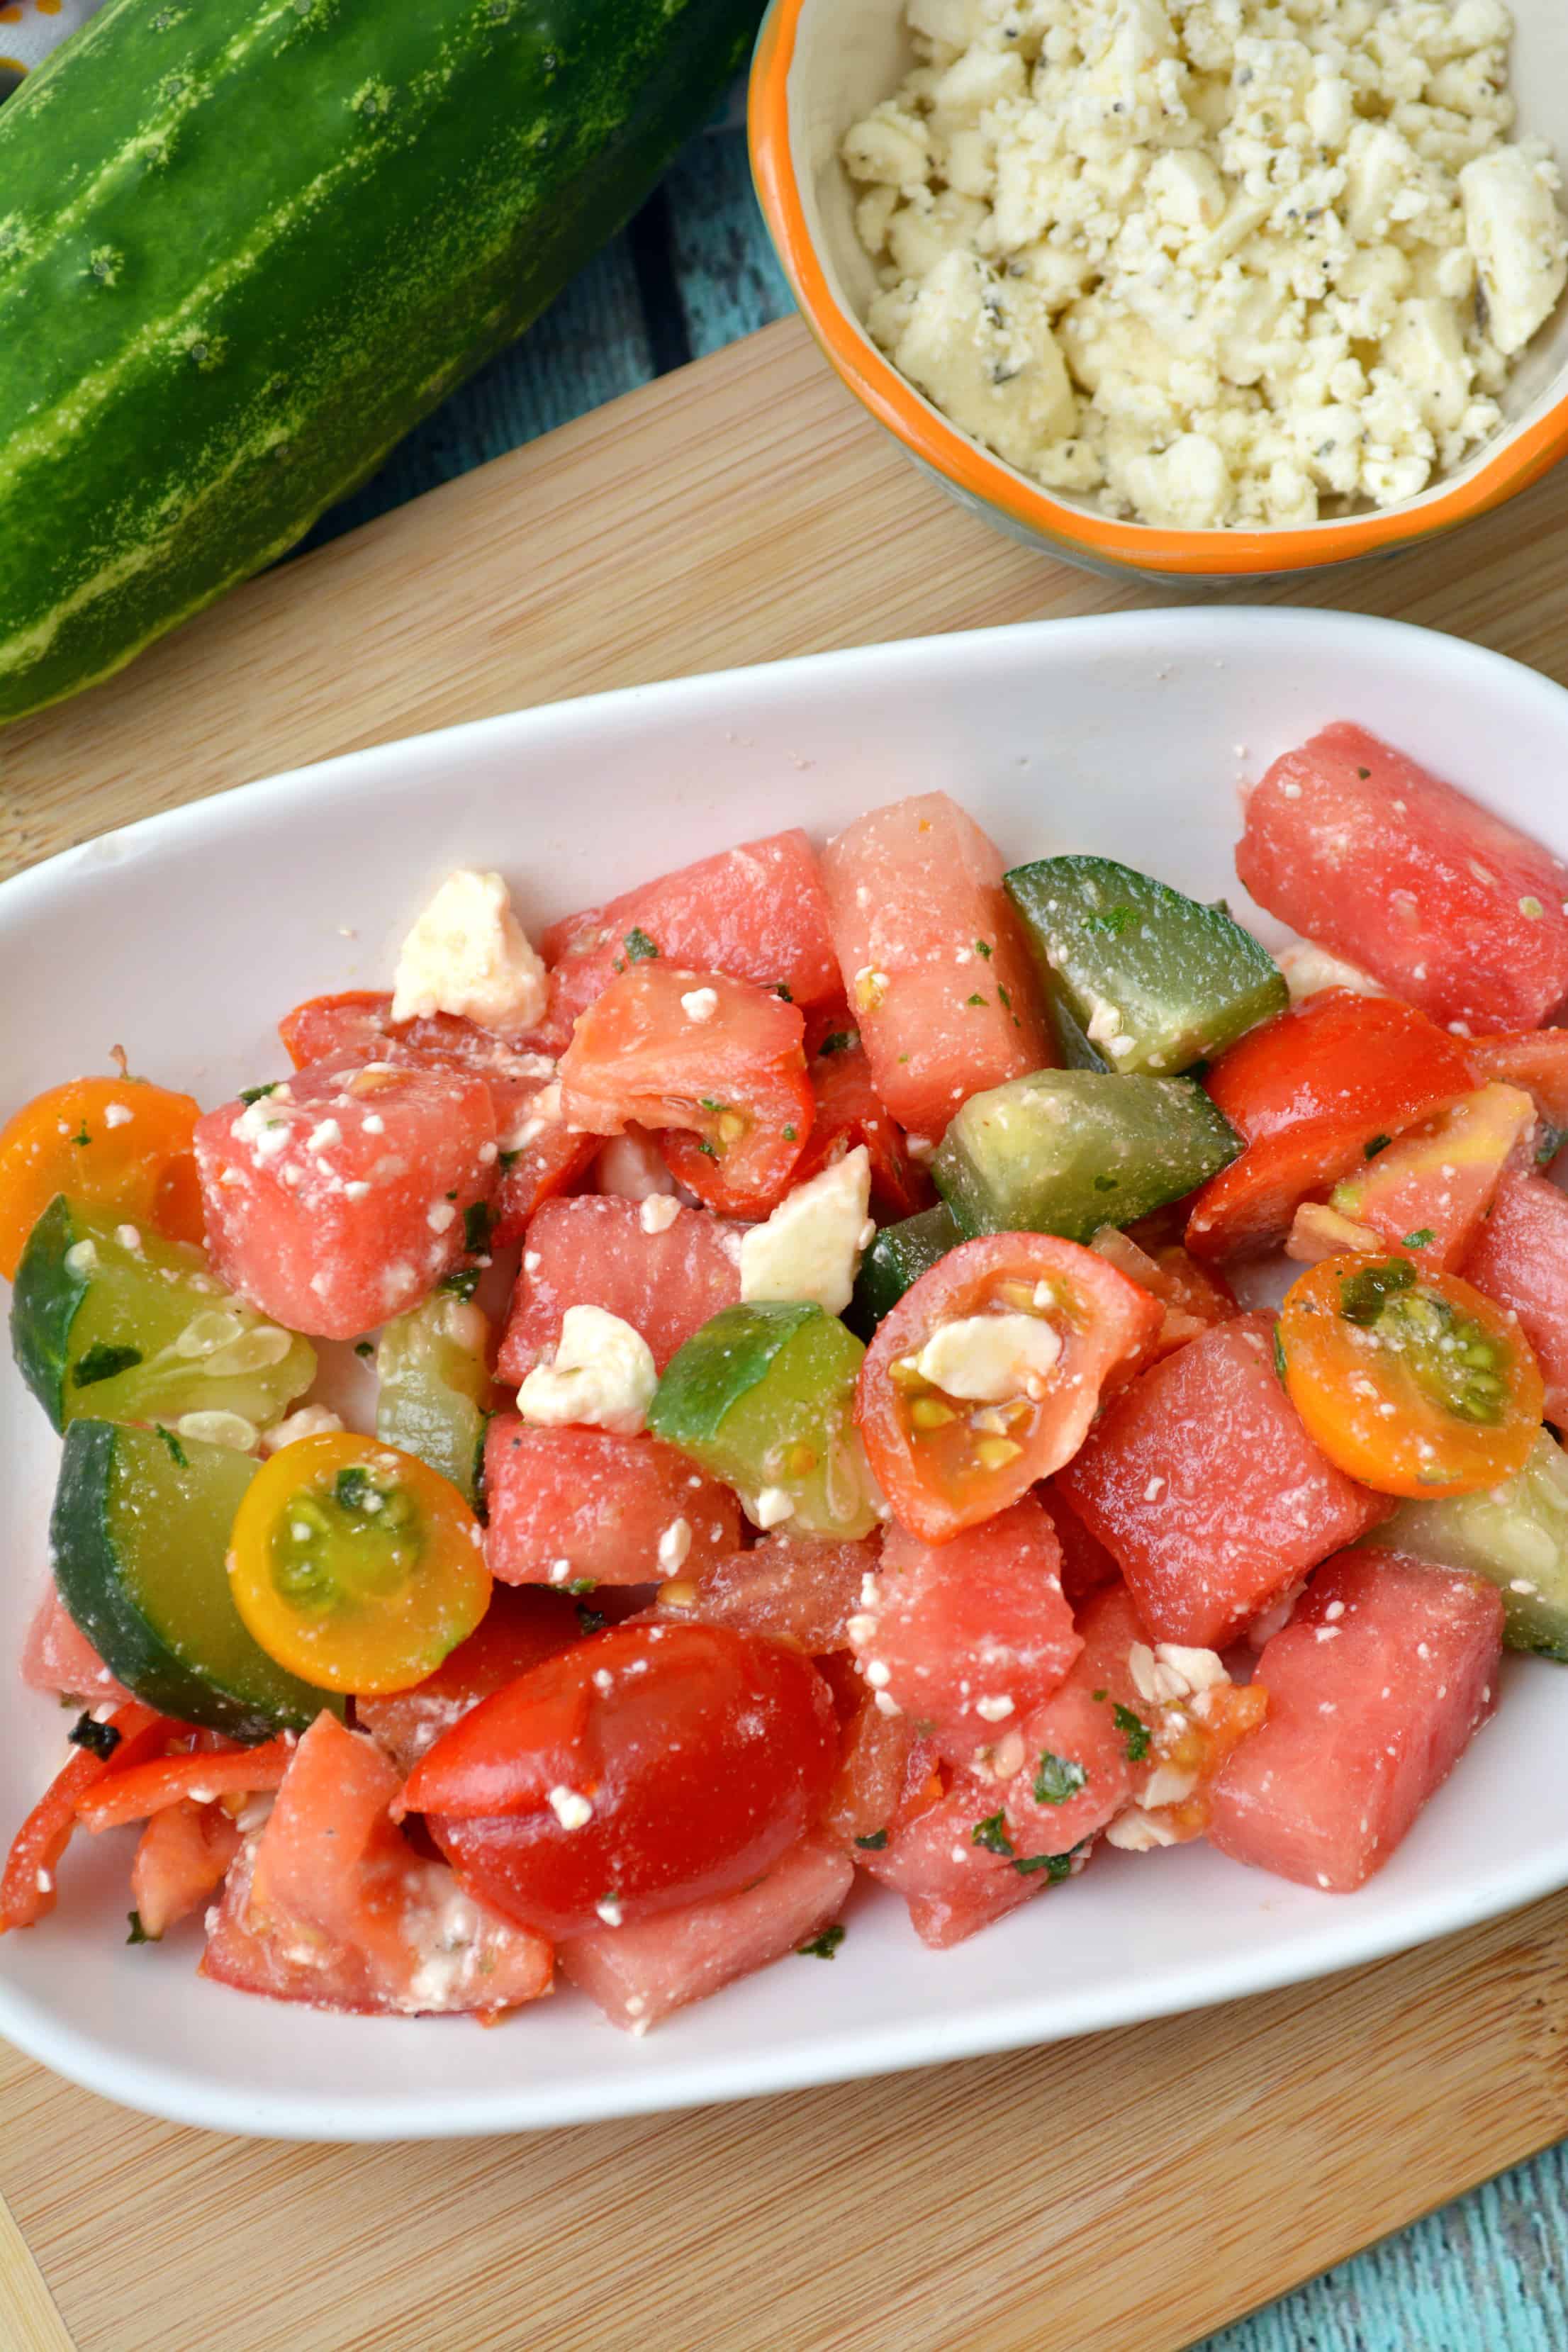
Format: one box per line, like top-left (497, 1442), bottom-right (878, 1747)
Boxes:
top-left (749, 0), bottom-right (1568, 580)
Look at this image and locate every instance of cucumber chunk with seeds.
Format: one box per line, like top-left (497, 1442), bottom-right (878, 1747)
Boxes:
top-left (1370, 1429), bottom-right (1568, 1659)
top-left (933, 1070), bottom-right (1240, 1243)
top-left (376, 1290), bottom-right (493, 1507)
top-left (847, 1205), bottom-right (961, 1339)
top-left (1005, 856), bottom-right (1287, 1076)
top-left (649, 1303), bottom-right (879, 1538)
top-left (51, 1421), bottom-right (337, 1737)
top-left (12, 1197), bottom-right (315, 1436)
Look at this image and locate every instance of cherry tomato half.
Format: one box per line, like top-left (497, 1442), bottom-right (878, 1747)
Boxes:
top-left (404, 1620), bottom-right (839, 1939)
top-left (557, 964), bottom-right (813, 1219)
top-left (227, 1433), bottom-right (491, 1696)
top-left (0, 1075), bottom-right (202, 1278)
top-left (856, 1234), bottom-right (1163, 1545)
top-left (1277, 1254), bottom-right (1543, 1498)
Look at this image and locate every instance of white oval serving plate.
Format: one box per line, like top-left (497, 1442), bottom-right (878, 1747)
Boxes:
top-left (2, 605), bottom-right (1566, 2142)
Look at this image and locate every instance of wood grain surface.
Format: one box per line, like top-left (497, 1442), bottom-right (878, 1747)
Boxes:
top-left (3, 314), bottom-right (1568, 2352)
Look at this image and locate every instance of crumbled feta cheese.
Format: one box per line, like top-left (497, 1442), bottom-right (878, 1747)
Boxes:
top-left (914, 1309), bottom-right (1060, 1402)
top-left (739, 1146), bottom-right (873, 1318)
top-left (1277, 939), bottom-right (1387, 1003)
top-left (1106, 1809), bottom-right (1179, 1852)
top-left (752, 1486), bottom-right (796, 1530)
top-left (596, 1129), bottom-right (680, 1204)
top-left (516, 1304), bottom-right (658, 1436)
top-left (639, 1194), bottom-right (683, 1236)
top-left (680, 987), bottom-right (719, 1024)
top-left (547, 1785), bottom-right (593, 1830)
top-left (657, 1518), bottom-right (693, 1573)
top-left (260, 1404), bottom-right (345, 1454)
top-left (847, 0), bottom-right (1567, 528)
top-left (391, 868), bottom-right (547, 1034)
top-left (102, 1102), bottom-right (134, 1129)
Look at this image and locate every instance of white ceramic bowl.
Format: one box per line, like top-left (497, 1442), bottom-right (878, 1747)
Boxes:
top-left (751, 0), bottom-right (1568, 583)
top-left (3, 607), bottom-right (1568, 2141)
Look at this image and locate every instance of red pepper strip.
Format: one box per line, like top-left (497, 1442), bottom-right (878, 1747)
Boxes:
top-left (0, 1703), bottom-right (182, 1932)
top-left (75, 1735), bottom-right (298, 1833)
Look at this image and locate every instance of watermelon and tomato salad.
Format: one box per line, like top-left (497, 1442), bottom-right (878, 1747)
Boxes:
top-left (2, 727), bottom-right (1566, 2035)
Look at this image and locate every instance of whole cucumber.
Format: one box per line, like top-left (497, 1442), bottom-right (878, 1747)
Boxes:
top-left (0, 0), bottom-right (762, 723)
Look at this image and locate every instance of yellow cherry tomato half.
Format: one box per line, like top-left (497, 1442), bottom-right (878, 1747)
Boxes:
top-left (0, 1075), bottom-right (203, 1278)
top-left (228, 1432), bottom-right (491, 1696)
top-left (1277, 1253), bottom-right (1543, 1499)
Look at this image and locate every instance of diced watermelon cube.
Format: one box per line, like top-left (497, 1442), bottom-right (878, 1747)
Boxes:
top-left (495, 1194), bottom-right (742, 1386)
top-left (1038, 1485), bottom-right (1121, 1605)
top-left (849, 1498), bottom-right (1080, 1769)
top-left (1207, 1550), bottom-right (1504, 1891)
top-left (657, 1535), bottom-right (878, 1654)
top-left (856, 1774), bottom-right (1080, 1949)
top-left (356, 1586), bottom-right (583, 1775)
top-left (132, 1799), bottom-right (242, 1940)
top-left (202, 1713), bottom-right (552, 2015)
top-left (819, 793), bottom-right (1052, 1140)
top-left (542, 829), bottom-right (841, 1031)
top-left (1462, 1170), bottom-right (1568, 1423)
top-left (195, 1063), bottom-right (497, 1339)
top-left (21, 1583), bottom-right (130, 1706)
top-left (483, 1418), bottom-right (741, 1587)
top-left (995, 1583), bottom-right (1150, 1857)
top-left (558, 1831), bottom-right (852, 2032)
top-left (1236, 722), bottom-right (1568, 1029)
top-left (1059, 1314), bottom-right (1391, 1647)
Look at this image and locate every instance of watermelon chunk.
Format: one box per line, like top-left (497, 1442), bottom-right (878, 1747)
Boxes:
top-left (851, 1499), bottom-right (1080, 1768)
top-left (1059, 1314), bottom-right (1391, 1647)
top-left (356, 1586), bottom-right (583, 1775)
top-left (559, 1831), bottom-right (852, 2032)
top-left (495, 1194), bottom-right (742, 1386)
top-left (21, 1583), bottom-right (130, 1706)
top-left (201, 1713), bottom-right (552, 2015)
top-left (1236, 722), bottom-right (1568, 1030)
top-left (195, 1063), bottom-right (496, 1339)
top-left (1208, 1550), bottom-right (1503, 1891)
top-left (1468, 1029), bottom-right (1568, 1134)
top-left (542, 829), bottom-right (841, 1031)
top-left (656, 1535), bottom-right (878, 1654)
top-left (819, 793), bottom-right (1052, 1140)
top-left (995, 1583), bottom-right (1150, 1857)
top-left (1038, 1486), bottom-right (1122, 1605)
top-left (856, 1774), bottom-right (1079, 1949)
top-left (1462, 1170), bottom-right (1568, 1423)
top-left (483, 1418), bottom-right (741, 1587)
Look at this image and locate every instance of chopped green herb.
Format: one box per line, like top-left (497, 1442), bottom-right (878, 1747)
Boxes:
top-left (694, 1137), bottom-right (718, 1159)
top-left (997, 983), bottom-right (1014, 1012)
top-left (1364, 1133), bottom-right (1391, 1159)
top-left (965, 992), bottom-right (989, 1007)
top-left (854, 1828), bottom-right (890, 1850)
top-left (575, 1602), bottom-right (608, 1635)
top-left (238, 1082), bottom-right (278, 1107)
top-left (1093, 1174), bottom-right (1119, 1192)
top-left (1273, 1326), bottom-right (1287, 1386)
top-left (568, 1577), bottom-right (598, 1596)
top-left (72, 1342), bottom-right (143, 1389)
top-left (623, 926), bottom-right (659, 962)
top-left (72, 1122), bottom-right (92, 1148)
top-left (783, 1124), bottom-right (798, 1142)
top-left (444, 1189), bottom-right (457, 1202)
top-left (69, 1713), bottom-right (121, 1761)
top-left (971, 1812), bottom-right (1014, 1857)
top-left (1112, 1702), bottom-right (1150, 1763)
top-left (126, 1910), bottom-right (155, 1945)
top-left (774, 982), bottom-right (794, 1003)
top-left (354, 1340), bottom-right (376, 1360)
top-left (818, 1030), bottom-right (859, 1056)
top-left (1401, 1228), bottom-right (1436, 1250)
top-left (498, 1148), bottom-right (521, 1172)
top-left (154, 1423), bottom-right (189, 1467)
top-left (698, 1097), bottom-right (724, 1114)
top-left (974, 939), bottom-right (993, 959)
top-left (1356, 765), bottom-right (1371, 779)
top-left (464, 1199), bottom-right (495, 1255)
top-left (1537, 1124), bottom-right (1567, 1167)
top-left (797, 1923), bottom-right (846, 1959)
top-left (1092, 1688), bottom-right (1108, 1704)
top-left (439, 1266), bottom-right (482, 1300)
top-left (1012, 1846), bottom-right (1080, 1881)
top-left (1033, 1751), bottom-right (1087, 1806)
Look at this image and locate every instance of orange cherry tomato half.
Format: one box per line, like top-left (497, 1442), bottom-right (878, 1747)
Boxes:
top-left (1277, 1254), bottom-right (1543, 1499)
top-left (0, 1075), bottom-right (202, 1277)
top-left (227, 1433), bottom-right (491, 1696)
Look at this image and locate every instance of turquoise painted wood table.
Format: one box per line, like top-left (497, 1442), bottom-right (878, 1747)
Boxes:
top-left (304, 127), bottom-right (1568, 2352)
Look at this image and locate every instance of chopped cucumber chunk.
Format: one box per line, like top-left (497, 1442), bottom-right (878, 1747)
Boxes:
top-left (51, 1421), bottom-right (337, 1737)
top-left (1005, 856), bottom-right (1286, 1076)
top-left (649, 1302), bottom-right (879, 1539)
top-left (12, 1197), bottom-right (315, 1436)
top-left (376, 1291), bottom-right (493, 1506)
top-left (846, 1205), bottom-right (961, 1339)
top-left (933, 1070), bottom-right (1240, 1243)
top-left (1371, 1429), bottom-right (1568, 1659)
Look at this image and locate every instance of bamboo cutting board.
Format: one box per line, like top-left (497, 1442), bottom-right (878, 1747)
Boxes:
top-left (3, 316), bottom-right (1568, 2352)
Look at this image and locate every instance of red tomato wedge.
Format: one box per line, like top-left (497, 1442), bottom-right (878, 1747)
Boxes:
top-left (824, 1696), bottom-right (941, 1849)
top-left (356, 1586), bottom-right (583, 1776)
top-left (653, 1535), bottom-right (878, 1654)
top-left (195, 1061), bottom-right (497, 1338)
top-left (203, 1714), bottom-right (552, 2016)
top-left (559, 1830), bottom-right (853, 2033)
top-left (819, 792), bottom-right (1053, 1141)
top-left (1236, 721), bottom-right (1568, 1030)
top-left (495, 1193), bottom-right (741, 1386)
top-left (0, 1703), bottom-right (181, 1932)
top-left (852, 1499), bottom-right (1080, 1766)
top-left (542, 829), bottom-right (841, 1031)
top-left (1462, 1170), bottom-right (1568, 1425)
top-left (557, 964), bottom-right (812, 1219)
top-left (856, 1235), bottom-right (1163, 1545)
top-left (1209, 1552), bottom-right (1503, 1891)
top-left (1185, 991), bottom-right (1474, 1260)
top-left (1059, 1314), bottom-right (1392, 1647)
top-left (791, 1021), bottom-right (934, 1221)
top-left (21, 1586), bottom-right (130, 1707)
top-left (483, 1420), bottom-right (741, 1589)
top-left (131, 1801), bottom-right (242, 1940)
top-left (406, 1622), bottom-right (839, 1939)
top-left (0, 1075), bottom-right (203, 1278)
top-left (75, 1735), bottom-right (297, 1832)
top-left (1289, 1083), bottom-right (1536, 1271)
